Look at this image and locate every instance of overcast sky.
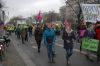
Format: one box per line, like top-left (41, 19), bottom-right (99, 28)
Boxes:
top-left (3, 0), bottom-right (64, 18)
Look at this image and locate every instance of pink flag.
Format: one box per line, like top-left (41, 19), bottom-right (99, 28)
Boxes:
top-left (36, 11), bottom-right (43, 22)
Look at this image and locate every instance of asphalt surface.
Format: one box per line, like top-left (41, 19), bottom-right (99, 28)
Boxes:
top-left (1, 35), bottom-right (26, 66)
top-left (8, 34), bottom-right (100, 66)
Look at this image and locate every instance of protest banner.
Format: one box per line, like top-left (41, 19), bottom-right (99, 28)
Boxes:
top-left (81, 4), bottom-right (100, 23)
top-left (82, 38), bottom-right (99, 52)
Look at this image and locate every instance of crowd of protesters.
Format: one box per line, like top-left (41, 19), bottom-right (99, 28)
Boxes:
top-left (77, 20), bottom-right (100, 62)
top-left (11, 19), bottom-right (100, 65)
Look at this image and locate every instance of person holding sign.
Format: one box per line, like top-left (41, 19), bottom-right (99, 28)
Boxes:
top-left (83, 24), bottom-right (96, 59)
top-left (79, 25), bottom-right (87, 51)
top-left (95, 20), bottom-right (100, 61)
top-left (84, 24), bottom-right (96, 38)
top-left (62, 20), bottom-right (75, 65)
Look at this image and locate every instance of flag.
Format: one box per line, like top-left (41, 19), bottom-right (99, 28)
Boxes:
top-left (36, 11), bottom-right (43, 22)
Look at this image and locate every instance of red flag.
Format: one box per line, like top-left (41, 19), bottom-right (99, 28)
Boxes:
top-left (36, 11), bottom-right (43, 22)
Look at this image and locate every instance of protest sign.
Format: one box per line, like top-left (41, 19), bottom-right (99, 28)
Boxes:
top-left (82, 38), bottom-right (99, 52)
top-left (81, 4), bottom-right (100, 23)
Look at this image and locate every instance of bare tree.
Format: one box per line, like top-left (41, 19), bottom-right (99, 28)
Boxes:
top-left (0, 0), bottom-right (5, 9)
top-left (61, 0), bottom-right (100, 25)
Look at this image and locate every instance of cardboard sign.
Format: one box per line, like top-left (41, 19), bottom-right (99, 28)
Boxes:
top-left (82, 38), bottom-right (99, 52)
top-left (81, 4), bottom-right (100, 23)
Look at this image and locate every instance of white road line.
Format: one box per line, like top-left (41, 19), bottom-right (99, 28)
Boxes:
top-left (11, 37), bottom-right (36, 66)
top-left (32, 46), bottom-right (37, 49)
top-left (31, 42), bottom-right (97, 58)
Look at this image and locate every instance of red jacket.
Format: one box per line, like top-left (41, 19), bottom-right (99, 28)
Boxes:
top-left (95, 28), bottom-right (100, 40)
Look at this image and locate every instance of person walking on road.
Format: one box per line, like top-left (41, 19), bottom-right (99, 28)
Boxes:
top-left (34, 25), bottom-right (43, 53)
top-left (51, 24), bottom-right (56, 56)
top-left (15, 26), bottom-right (21, 39)
top-left (25, 28), bottom-right (28, 41)
top-left (84, 24), bottom-right (96, 59)
top-left (21, 28), bottom-right (26, 44)
top-left (43, 23), bottom-right (56, 63)
top-left (95, 21), bottom-right (100, 61)
top-left (28, 26), bottom-right (33, 37)
top-left (79, 25), bottom-right (87, 51)
top-left (62, 22), bottom-right (75, 65)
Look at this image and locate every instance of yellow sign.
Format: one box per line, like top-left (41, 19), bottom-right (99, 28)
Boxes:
top-left (7, 25), bottom-right (15, 31)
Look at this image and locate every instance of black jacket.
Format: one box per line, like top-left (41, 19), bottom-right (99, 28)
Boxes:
top-left (34, 27), bottom-right (43, 41)
top-left (62, 29), bottom-right (75, 49)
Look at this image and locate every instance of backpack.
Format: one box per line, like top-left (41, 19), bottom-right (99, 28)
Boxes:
top-left (46, 36), bottom-right (53, 44)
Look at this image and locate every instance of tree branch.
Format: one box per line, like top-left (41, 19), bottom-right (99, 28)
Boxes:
top-left (65, 1), bottom-right (78, 16)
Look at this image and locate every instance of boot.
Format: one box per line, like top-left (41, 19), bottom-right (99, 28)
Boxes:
top-left (52, 58), bottom-right (55, 63)
top-left (38, 49), bottom-right (40, 53)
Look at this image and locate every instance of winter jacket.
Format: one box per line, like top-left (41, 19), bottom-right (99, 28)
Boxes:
top-left (95, 26), bottom-right (100, 40)
top-left (15, 28), bottom-right (20, 35)
top-left (21, 29), bottom-right (27, 38)
top-left (28, 26), bottom-right (33, 32)
top-left (43, 28), bottom-right (56, 46)
top-left (62, 29), bottom-right (75, 49)
top-left (84, 29), bottom-right (95, 39)
top-left (79, 29), bottom-right (86, 38)
top-left (34, 27), bottom-right (43, 41)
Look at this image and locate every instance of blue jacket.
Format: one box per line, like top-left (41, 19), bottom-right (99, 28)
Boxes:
top-left (43, 28), bottom-right (56, 46)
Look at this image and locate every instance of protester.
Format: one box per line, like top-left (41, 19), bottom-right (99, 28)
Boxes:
top-left (43, 22), bottom-right (56, 63)
top-left (79, 25), bottom-right (87, 51)
top-left (85, 24), bottom-right (95, 38)
top-left (21, 28), bottom-right (26, 44)
top-left (25, 28), bottom-right (28, 41)
top-left (51, 24), bottom-right (56, 56)
top-left (62, 22), bottom-right (75, 64)
top-left (95, 21), bottom-right (100, 61)
top-left (84, 24), bottom-right (96, 59)
top-left (34, 25), bottom-right (43, 53)
top-left (28, 26), bottom-right (33, 37)
top-left (15, 26), bottom-right (21, 39)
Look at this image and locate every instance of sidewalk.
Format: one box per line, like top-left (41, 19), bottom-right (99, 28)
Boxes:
top-left (2, 37), bottom-right (26, 66)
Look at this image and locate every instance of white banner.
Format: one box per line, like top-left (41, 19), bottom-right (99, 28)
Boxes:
top-left (81, 4), bottom-right (100, 23)
top-left (17, 21), bottom-right (26, 24)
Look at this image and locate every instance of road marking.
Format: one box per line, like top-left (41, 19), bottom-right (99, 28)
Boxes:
top-left (11, 37), bottom-right (36, 66)
top-left (56, 39), bottom-right (80, 45)
top-left (31, 42), bottom-right (97, 58)
top-left (32, 46), bottom-right (37, 49)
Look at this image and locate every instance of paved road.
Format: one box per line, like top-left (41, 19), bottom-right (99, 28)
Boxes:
top-left (2, 35), bottom-right (26, 66)
top-left (8, 33), bottom-right (100, 66)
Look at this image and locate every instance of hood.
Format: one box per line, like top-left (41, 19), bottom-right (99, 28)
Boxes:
top-left (66, 29), bottom-right (73, 33)
top-left (46, 27), bottom-right (51, 31)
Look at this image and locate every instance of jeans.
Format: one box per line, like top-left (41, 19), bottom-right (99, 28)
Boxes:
top-left (17, 34), bottom-right (20, 39)
top-left (52, 43), bottom-right (56, 54)
top-left (66, 48), bottom-right (73, 60)
top-left (36, 40), bottom-right (41, 52)
top-left (29, 32), bottom-right (32, 37)
top-left (47, 44), bottom-right (54, 61)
